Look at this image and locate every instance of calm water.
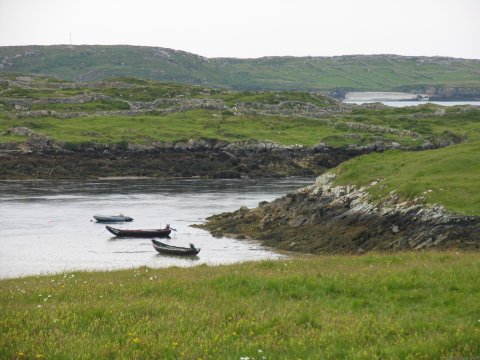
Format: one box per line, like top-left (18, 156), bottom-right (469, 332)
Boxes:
top-left (0, 178), bottom-right (313, 279)
top-left (343, 100), bottom-right (480, 107)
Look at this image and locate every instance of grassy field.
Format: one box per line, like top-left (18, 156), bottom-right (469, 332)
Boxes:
top-left (329, 104), bottom-right (480, 215)
top-left (0, 109), bottom-right (423, 148)
top-left (1, 74), bottom-right (478, 149)
top-left (1, 252), bottom-right (479, 359)
top-left (334, 141), bottom-right (480, 216)
top-left (2, 106), bottom-right (478, 149)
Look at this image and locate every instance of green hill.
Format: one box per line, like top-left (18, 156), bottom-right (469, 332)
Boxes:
top-left (1, 45), bottom-right (480, 96)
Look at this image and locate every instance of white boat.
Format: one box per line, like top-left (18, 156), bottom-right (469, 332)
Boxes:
top-left (93, 214), bottom-right (134, 222)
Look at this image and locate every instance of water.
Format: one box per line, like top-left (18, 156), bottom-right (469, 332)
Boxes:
top-left (343, 100), bottom-right (480, 107)
top-left (0, 178), bottom-right (313, 279)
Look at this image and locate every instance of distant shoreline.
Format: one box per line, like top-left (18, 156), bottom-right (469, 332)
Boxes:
top-left (344, 91), bottom-right (427, 102)
top-left (343, 100), bottom-right (480, 107)
top-left (343, 91), bottom-right (480, 102)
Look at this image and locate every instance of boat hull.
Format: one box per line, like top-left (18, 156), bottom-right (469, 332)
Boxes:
top-left (152, 239), bottom-right (200, 255)
top-left (106, 226), bottom-right (171, 237)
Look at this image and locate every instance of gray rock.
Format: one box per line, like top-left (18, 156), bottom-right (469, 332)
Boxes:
top-left (8, 126), bottom-right (36, 136)
top-left (173, 142), bottom-right (187, 151)
top-left (203, 172), bottom-right (480, 253)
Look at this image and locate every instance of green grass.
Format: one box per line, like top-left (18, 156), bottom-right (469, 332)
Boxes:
top-left (2, 75), bottom-right (478, 149)
top-left (1, 252), bottom-right (479, 359)
top-left (348, 104), bottom-right (480, 139)
top-left (211, 91), bottom-right (337, 108)
top-left (330, 104), bottom-right (480, 215)
top-left (29, 100), bottom-right (131, 112)
top-left (0, 109), bottom-right (424, 147)
top-left (334, 141), bottom-right (480, 215)
top-left (2, 105), bottom-right (478, 149)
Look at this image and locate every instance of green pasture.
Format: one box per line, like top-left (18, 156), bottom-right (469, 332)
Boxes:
top-left (0, 109), bottom-right (421, 148)
top-left (1, 252), bottom-right (479, 359)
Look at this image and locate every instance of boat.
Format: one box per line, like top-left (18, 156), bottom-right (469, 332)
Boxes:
top-left (93, 214), bottom-right (133, 222)
top-left (151, 239), bottom-right (200, 256)
top-left (106, 225), bottom-right (172, 237)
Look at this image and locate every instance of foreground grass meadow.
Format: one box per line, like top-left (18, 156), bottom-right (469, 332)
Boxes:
top-left (1, 252), bottom-right (479, 359)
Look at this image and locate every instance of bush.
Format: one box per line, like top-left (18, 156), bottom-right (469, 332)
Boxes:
top-left (116, 140), bottom-right (129, 150)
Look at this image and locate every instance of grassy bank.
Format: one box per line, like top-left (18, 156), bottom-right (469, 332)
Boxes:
top-left (333, 141), bottom-right (480, 216)
top-left (0, 110), bottom-right (368, 147)
top-left (331, 104), bottom-right (480, 215)
top-left (2, 107), bottom-right (478, 149)
top-left (1, 252), bottom-right (479, 359)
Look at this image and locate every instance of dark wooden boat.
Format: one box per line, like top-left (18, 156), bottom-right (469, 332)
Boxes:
top-left (106, 225), bottom-right (171, 238)
top-left (152, 239), bottom-right (200, 256)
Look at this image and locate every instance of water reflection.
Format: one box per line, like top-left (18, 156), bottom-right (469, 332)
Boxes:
top-left (0, 177), bottom-right (313, 278)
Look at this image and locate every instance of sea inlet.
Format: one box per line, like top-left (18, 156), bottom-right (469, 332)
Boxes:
top-left (0, 177), bottom-right (313, 279)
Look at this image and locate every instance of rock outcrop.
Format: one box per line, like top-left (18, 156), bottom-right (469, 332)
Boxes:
top-left (0, 133), bottom-right (462, 179)
top-left (0, 139), bottom-right (373, 179)
top-left (199, 173), bottom-right (480, 253)
top-left (6, 126), bottom-right (62, 152)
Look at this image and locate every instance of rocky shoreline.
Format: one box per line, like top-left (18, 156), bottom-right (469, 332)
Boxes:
top-left (0, 140), bottom-right (371, 180)
top-left (0, 128), bottom-right (461, 180)
top-left (198, 173), bottom-right (480, 253)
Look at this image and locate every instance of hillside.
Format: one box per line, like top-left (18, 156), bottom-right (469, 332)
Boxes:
top-left (1, 45), bottom-right (480, 97)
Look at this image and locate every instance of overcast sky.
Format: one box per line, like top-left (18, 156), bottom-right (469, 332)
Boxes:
top-left (1, 0), bottom-right (479, 59)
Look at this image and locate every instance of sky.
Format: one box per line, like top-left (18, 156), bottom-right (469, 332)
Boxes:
top-left (1, 0), bottom-right (479, 59)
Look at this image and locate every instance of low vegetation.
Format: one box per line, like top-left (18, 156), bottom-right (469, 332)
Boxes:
top-left (1, 252), bottom-right (479, 359)
top-left (1, 75), bottom-right (479, 149)
top-left (0, 110), bottom-right (424, 147)
top-left (334, 142), bottom-right (480, 216)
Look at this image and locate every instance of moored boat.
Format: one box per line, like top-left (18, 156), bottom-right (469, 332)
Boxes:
top-left (106, 225), bottom-right (172, 237)
top-left (151, 239), bottom-right (200, 255)
top-left (94, 214), bottom-right (133, 222)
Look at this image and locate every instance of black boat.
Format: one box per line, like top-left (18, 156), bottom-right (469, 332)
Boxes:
top-left (152, 239), bottom-right (200, 255)
top-left (106, 225), bottom-right (172, 238)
